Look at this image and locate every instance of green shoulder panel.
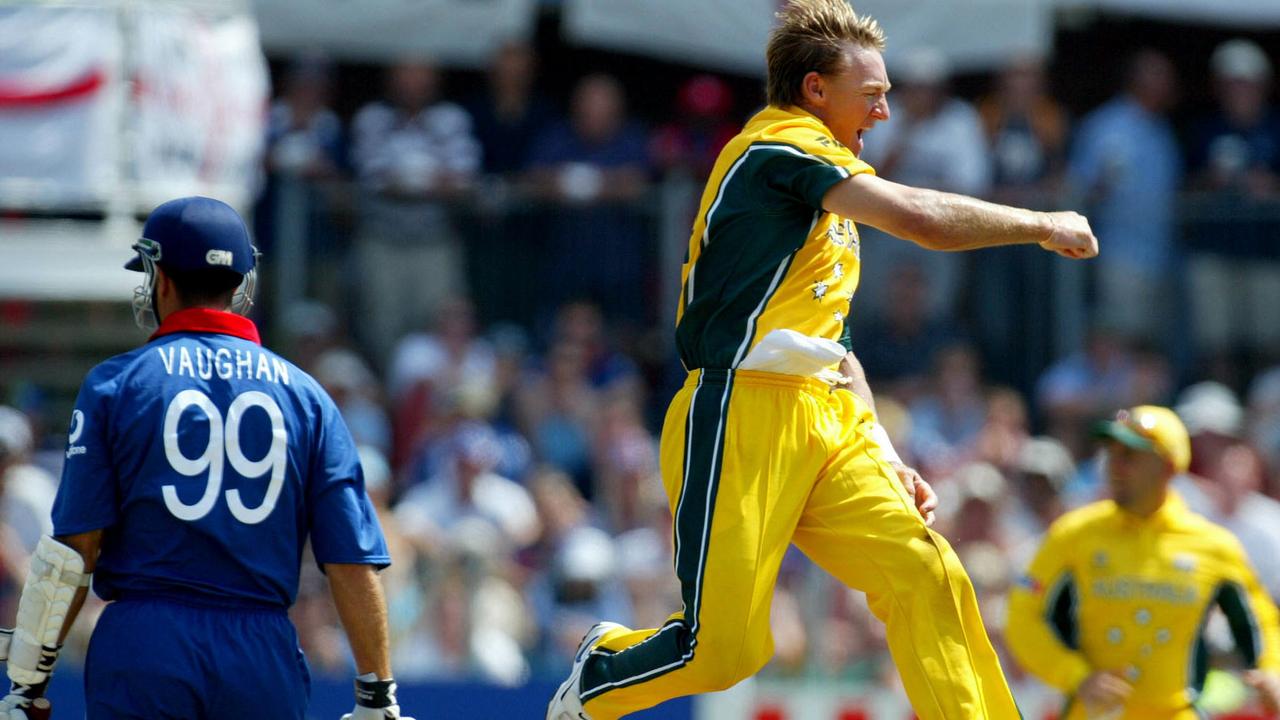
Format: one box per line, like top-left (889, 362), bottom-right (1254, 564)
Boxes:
top-left (676, 143), bottom-right (833, 369)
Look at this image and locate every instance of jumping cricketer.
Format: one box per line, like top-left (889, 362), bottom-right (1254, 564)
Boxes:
top-left (547, 1), bottom-right (1098, 718)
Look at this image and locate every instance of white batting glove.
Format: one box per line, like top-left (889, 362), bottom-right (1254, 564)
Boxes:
top-left (0, 681), bottom-right (52, 718)
top-left (0, 640), bottom-right (57, 720)
top-left (0, 629), bottom-right (52, 719)
top-left (340, 674), bottom-right (414, 720)
top-left (0, 630), bottom-right (26, 719)
top-left (0, 694), bottom-right (51, 719)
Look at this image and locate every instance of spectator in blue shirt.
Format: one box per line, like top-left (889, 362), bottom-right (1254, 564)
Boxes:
top-left (1067, 50), bottom-right (1182, 350)
top-left (524, 74), bottom-right (651, 326)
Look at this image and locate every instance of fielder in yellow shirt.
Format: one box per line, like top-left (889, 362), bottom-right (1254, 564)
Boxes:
top-left (547, 1), bottom-right (1099, 718)
top-left (1008, 406), bottom-right (1280, 719)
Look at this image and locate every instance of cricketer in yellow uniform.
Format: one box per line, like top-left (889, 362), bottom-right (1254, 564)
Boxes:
top-left (1008, 407), bottom-right (1280, 719)
top-left (571, 104), bottom-right (1021, 720)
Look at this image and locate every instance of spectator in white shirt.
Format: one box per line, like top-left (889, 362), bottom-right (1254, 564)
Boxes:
top-left (395, 421), bottom-right (540, 557)
top-left (350, 58), bottom-right (482, 365)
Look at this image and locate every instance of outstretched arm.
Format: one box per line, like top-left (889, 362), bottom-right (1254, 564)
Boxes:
top-left (823, 172), bottom-right (1098, 258)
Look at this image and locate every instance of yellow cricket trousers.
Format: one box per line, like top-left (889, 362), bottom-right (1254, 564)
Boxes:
top-left (1063, 700), bottom-right (1203, 720)
top-left (578, 368), bottom-right (1020, 719)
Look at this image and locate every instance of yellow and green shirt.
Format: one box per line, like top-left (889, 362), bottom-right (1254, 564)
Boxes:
top-left (675, 105), bottom-right (872, 370)
top-left (1007, 492), bottom-right (1280, 718)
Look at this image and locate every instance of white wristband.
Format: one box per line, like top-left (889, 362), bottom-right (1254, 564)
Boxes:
top-left (867, 422), bottom-right (903, 465)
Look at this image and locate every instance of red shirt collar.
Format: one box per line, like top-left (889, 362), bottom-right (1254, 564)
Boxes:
top-left (150, 308), bottom-right (261, 345)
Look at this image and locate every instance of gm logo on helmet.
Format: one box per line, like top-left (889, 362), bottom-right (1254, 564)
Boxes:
top-left (206, 249), bottom-right (234, 267)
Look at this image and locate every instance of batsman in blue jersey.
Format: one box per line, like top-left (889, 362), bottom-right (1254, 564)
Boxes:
top-left (0, 197), bottom-right (415, 720)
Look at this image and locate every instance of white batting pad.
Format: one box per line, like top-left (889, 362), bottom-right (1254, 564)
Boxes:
top-left (7, 536), bottom-right (87, 686)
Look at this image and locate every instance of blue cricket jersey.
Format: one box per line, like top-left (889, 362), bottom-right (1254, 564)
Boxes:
top-left (52, 308), bottom-right (389, 609)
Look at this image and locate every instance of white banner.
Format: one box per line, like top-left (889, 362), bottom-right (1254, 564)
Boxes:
top-left (252, 0), bottom-right (537, 67)
top-left (0, 3), bottom-right (266, 213)
top-left (859, 0), bottom-right (1052, 72)
top-left (563, 0), bottom-right (775, 76)
top-left (562, 0), bottom-right (1054, 76)
top-left (564, 0), bottom-right (1280, 75)
top-left (131, 7), bottom-right (268, 210)
top-left (0, 7), bottom-right (121, 208)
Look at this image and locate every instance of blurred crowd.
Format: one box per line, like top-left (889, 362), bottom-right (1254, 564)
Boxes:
top-left (5, 32), bottom-right (1280, 709)
top-left (254, 38), bottom-right (1280, 389)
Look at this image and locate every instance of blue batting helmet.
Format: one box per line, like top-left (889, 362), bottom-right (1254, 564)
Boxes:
top-left (125, 196), bottom-right (256, 275)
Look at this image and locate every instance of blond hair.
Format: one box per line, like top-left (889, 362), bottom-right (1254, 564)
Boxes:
top-left (766, 0), bottom-right (885, 108)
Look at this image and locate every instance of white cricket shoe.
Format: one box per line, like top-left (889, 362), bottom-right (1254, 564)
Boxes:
top-left (546, 621), bottom-right (624, 720)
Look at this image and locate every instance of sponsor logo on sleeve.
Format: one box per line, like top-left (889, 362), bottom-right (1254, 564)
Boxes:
top-left (66, 409), bottom-right (87, 458)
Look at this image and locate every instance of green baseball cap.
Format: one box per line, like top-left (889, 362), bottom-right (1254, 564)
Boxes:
top-left (1092, 405), bottom-right (1191, 473)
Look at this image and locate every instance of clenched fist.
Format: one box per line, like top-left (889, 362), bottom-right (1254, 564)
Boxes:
top-left (1040, 211), bottom-right (1099, 260)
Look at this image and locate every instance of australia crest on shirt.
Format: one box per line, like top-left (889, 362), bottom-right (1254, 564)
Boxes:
top-left (826, 219), bottom-right (860, 259)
